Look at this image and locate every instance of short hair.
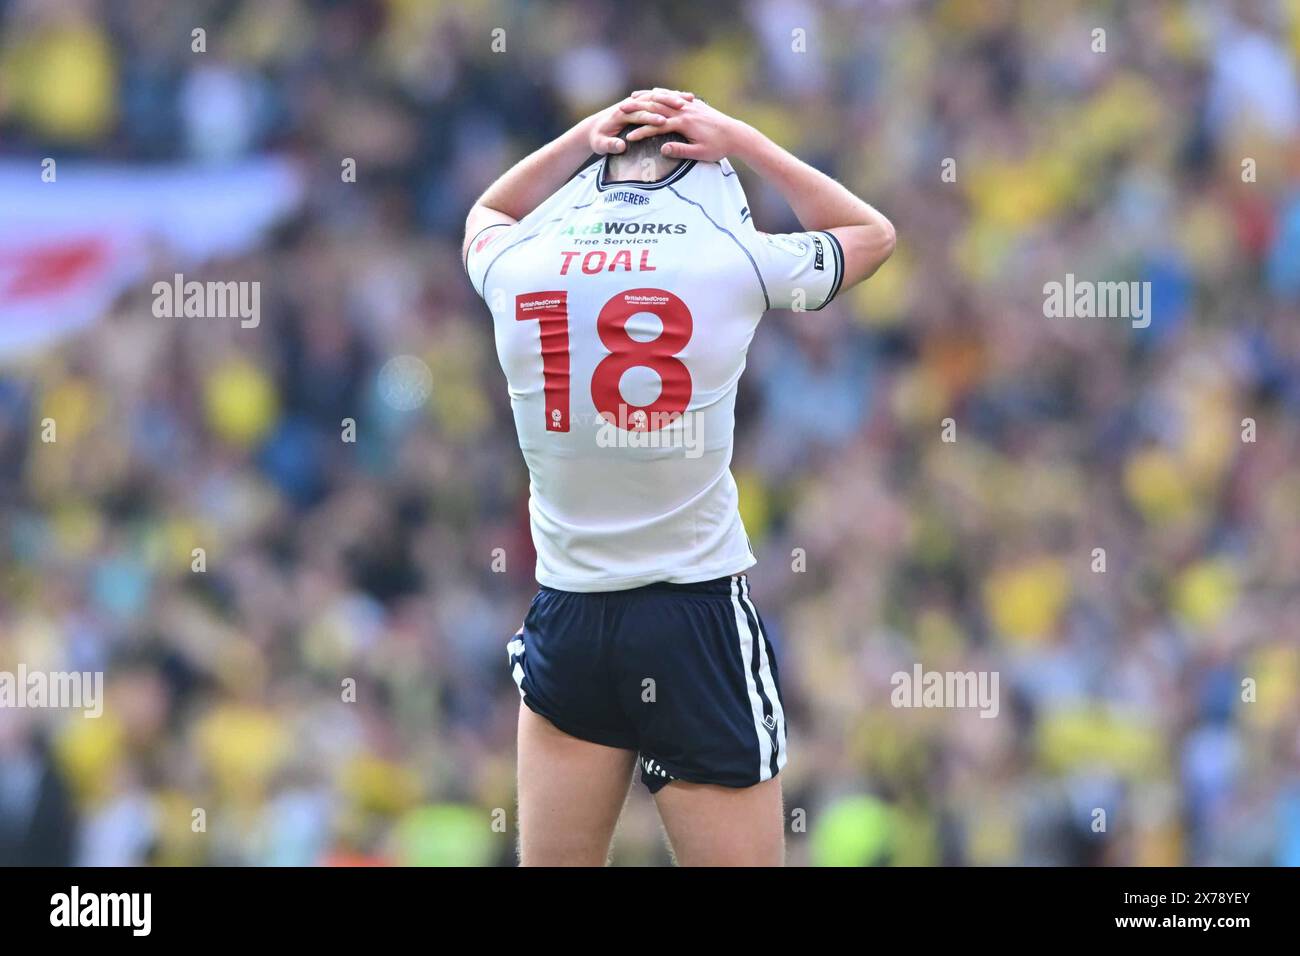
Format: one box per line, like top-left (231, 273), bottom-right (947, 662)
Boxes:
top-left (607, 124), bottom-right (688, 180)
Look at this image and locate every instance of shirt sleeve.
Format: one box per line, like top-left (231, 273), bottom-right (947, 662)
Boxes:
top-left (749, 229), bottom-right (845, 312)
top-left (463, 222), bottom-right (515, 298)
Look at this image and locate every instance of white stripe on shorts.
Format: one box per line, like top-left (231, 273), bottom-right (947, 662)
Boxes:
top-left (730, 576), bottom-right (774, 781)
top-left (741, 576), bottom-right (786, 771)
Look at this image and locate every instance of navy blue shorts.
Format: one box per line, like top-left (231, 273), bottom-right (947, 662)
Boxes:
top-left (506, 574), bottom-right (787, 793)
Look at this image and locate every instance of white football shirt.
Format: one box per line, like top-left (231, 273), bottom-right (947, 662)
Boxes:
top-left (466, 155), bottom-right (844, 591)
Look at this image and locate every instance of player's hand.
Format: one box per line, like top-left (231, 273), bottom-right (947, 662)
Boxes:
top-left (624, 98), bottom-right (751, 163)
top-left (587, 90), bottom-right (696, 155)
top-left (629, 88), bottom-right (696, 103)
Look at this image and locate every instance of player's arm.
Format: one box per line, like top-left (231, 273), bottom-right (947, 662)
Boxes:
top-left (628, 101), bottom-right (896, 288)
top-left (462, 90), bottom-right (695, 263)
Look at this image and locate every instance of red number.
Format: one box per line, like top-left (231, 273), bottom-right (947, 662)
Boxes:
top-left (515, 291), bottom-right (570, 432)
top-left (591, 289), bottom-right (692, 429)
top-left (515, 288), bottom-right (693, 433)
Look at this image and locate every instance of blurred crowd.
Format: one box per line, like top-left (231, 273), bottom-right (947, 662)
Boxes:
top-left (2, 0), bottom-right (1299, 866)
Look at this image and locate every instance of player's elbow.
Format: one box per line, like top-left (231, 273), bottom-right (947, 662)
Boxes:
top-left (839, 215), bottom-right (896, 289)
top-left (879, 215), bottom-right (897, 258)
top-left (870, 215), bottom-right (897, 266)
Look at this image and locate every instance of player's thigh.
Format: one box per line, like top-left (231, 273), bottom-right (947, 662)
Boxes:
top-left (653, 775), bottom-right (785, 866)
top-left (516, 703), bottom-right (637, 866)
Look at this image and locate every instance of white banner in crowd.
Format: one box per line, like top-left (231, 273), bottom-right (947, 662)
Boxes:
top-left (0, 157), bottom-right (304, 357)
